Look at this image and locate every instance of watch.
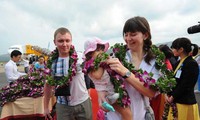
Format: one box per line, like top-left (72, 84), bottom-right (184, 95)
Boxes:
top-left (122, 71), bottom-right (131, 79)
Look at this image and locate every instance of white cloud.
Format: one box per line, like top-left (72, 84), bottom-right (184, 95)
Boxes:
top-left (0, 0), bottom-right (199, 55)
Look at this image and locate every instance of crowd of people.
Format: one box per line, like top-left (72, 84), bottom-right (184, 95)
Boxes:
top-left (3, 16), bottom-right (200, 120)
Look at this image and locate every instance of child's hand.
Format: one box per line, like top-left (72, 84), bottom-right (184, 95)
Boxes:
top-left (97, 91), bottom-right (109, 112)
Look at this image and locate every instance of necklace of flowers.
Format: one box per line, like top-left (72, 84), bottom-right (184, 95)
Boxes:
top-left (83, 53), bottom-right (131, 107)
top-left (111, 43), bottom-right (177, 119)
top-left (45, 45), bottom-right (78, 86)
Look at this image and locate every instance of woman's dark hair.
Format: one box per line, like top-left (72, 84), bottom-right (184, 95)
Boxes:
top-left (159, 44), bottom-right (174, 59)
top-left (123, 16), bottom-right (154, 64)
top-left (171, 37), bottom-right (199, 56)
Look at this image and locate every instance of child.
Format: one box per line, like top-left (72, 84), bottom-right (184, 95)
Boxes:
top-left (83, 37), bottom-right (132, 120)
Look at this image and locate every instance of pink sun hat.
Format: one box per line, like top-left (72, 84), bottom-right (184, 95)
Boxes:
top-left (84, 37), bottom-right (109, 55)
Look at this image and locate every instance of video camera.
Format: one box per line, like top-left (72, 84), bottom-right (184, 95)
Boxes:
top-left (187, 22), bottom-right (200, 34)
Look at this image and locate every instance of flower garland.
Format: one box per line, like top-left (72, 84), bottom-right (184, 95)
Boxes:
top-left (83, 53), bottom-right (131, 107)
top-left (112, 44), bottom-right (157, 88)
top-left (0, 68), bottom-right (46, 106)
top-left (162, 102), bottom-right (178, 120)
top-left (111, 43), bottom-right (177, 119)
top-left (46, 45), bottom-right (78, 86)
top-left (111, 43), bottom-right (176, 93)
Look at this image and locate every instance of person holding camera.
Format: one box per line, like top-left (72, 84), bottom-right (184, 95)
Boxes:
top-left (43, 27), bottom-right (92, 120)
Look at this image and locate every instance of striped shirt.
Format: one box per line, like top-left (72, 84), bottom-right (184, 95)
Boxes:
top-left (52, 57), bottom-right (70, 105)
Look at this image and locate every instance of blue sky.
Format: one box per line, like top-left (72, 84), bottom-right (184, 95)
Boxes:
top-left (0, 0), bottom-right (199, 55)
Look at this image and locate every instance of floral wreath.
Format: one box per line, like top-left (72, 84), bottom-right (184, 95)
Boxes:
top-left (83, 43), bottom-right (177, 118)
top-left (112, 43), bottom-right (178, 119)
top-left (83, 53), bottom-right (131, 107)
top-left (46, 45), bottom-right (78, 86)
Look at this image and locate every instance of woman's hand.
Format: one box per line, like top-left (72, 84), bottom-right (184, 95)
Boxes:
top-left (106, 58), bottom-right (129, 76)
top-left (107, 57), bottom-right (156, 98)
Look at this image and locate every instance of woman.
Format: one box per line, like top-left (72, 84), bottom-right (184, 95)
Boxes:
top-left (167, 37), bottom-right (199, 120)
top-left (34, 55), bottom-right (45, 71)
top-left (106, 16), bottom-right (161, 120)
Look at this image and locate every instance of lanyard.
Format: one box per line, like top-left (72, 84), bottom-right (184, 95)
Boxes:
top-left (174, 56), bottom-right (188, 75)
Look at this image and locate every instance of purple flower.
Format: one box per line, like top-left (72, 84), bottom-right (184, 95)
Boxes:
top-left (113, 48), bottom-right (120, 53)
top-left (71, 53), bottom-right (78, 59)
top-left (84, 58), bottom-right (94, 70)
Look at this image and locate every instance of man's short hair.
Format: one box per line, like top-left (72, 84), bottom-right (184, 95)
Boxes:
top-left (54, 27), bottom-right (71, 40)
top-left (10, 50), bottom-right (22, 58)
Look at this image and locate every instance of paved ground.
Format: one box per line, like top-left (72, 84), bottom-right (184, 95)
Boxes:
top-left (0, 63), bottom-right (200, 116)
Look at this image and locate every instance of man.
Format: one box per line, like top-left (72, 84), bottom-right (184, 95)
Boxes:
top-left (44, 27), bottom-right (92, 120)
top-left (5, 50), bottom-right (26, 83)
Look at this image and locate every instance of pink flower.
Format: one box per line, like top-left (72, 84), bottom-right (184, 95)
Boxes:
top-left (43, 68), bottom-right (51, 74)
top-left (84, 58), bottom-right (94, 70)
top-left (97, 109), bottom-right (105, 120)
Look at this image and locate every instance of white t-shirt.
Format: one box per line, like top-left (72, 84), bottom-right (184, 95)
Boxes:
top-left (107, 50), bottom-right (161, 120)
top-left (89, 70), bottom-right (115, 95)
